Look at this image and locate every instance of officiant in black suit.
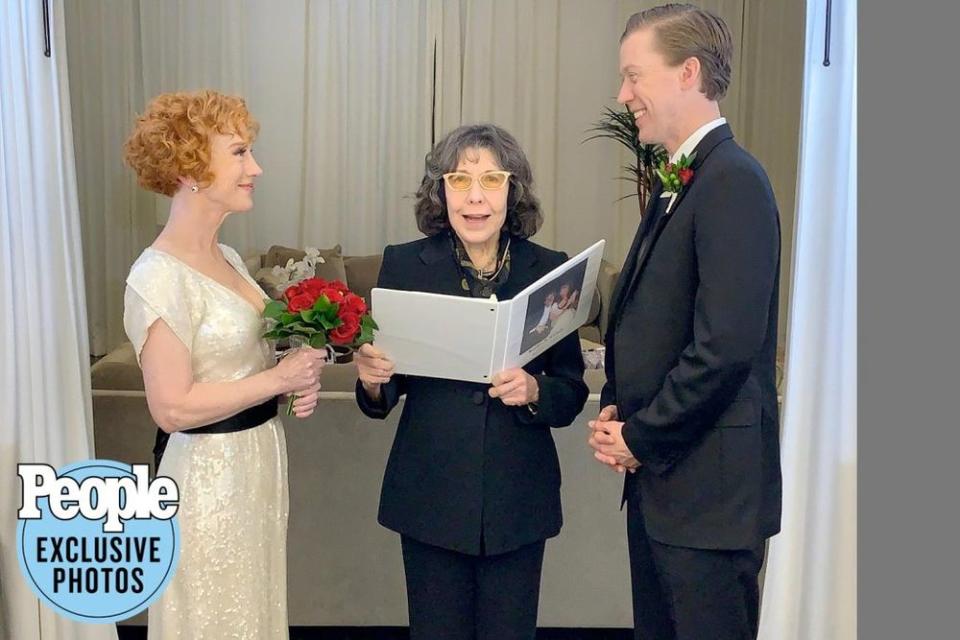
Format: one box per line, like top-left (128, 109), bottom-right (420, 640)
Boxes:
top-left (589, 5), bottom-right (783, 640)
top-left (353, 123), bottom-right (588, 640)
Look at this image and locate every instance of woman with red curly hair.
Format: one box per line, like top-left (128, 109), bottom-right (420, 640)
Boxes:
top-left (122, 90), bottom-right (327, 638)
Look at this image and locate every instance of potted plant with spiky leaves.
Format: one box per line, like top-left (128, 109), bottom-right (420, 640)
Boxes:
top-left (584, 106), bottom-right (667, 210)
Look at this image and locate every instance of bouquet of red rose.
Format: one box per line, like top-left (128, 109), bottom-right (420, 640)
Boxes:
top-left (262, 277), bottom-right (377, 414)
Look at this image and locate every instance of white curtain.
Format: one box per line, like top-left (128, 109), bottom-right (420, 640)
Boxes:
top-left (65, 0), bottom-right (156, 357)
top-left (300, 0), bottom-right (440, 253)
top-left (758, 0), bottom-right (857, 638)
top-left (0, 2), bottom-right (117, 639)
top-left (738, 0), bottom-right (806, 344)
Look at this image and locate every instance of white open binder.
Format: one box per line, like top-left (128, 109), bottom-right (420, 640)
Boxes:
top-left (371, 240), bottom-right (605, 383)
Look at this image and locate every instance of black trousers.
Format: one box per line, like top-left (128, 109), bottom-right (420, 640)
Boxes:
top-left (400, 535), bottom-right (546, 640)
top-left (627, 497), bottom-right (766, 640)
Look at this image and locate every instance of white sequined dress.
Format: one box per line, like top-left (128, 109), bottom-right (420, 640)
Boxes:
top-left (124, 244), bottom-right (288, 640)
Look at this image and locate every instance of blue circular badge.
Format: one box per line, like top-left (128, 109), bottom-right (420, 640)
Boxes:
top-left (17, 459), bottom-right (180, 623)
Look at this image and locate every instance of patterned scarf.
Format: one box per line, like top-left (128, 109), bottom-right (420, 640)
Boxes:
top-left (450, 230), bottom-right (512, 299)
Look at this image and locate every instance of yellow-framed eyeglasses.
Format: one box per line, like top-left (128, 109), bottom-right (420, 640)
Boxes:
top-left (442, 170), bottom-right (512, 192)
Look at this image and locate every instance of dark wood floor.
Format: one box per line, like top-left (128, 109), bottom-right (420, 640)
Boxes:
top-left (117, 626), bottom-right (633, 639)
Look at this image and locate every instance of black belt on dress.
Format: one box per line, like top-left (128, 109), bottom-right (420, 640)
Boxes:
top-left (152, 397), bottom-right (279, 471)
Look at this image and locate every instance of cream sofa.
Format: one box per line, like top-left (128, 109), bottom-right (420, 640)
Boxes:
top-left (91, 244), bottom-right (618, 396)
top-left (92, 245), bottom-right (631, 627)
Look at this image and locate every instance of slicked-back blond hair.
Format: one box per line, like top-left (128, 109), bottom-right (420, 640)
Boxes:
top-left (622, 4), bottom-right (733, 101)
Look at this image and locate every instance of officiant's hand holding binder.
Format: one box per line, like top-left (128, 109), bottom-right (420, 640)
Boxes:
top-left (370, 240), bottom-right (605, 383)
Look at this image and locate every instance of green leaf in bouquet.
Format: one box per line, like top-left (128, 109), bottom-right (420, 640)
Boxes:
top-left (318, 315), bottom-right (340, 331)
top-left (300, 309), bottom-right (316, 323)
top-left (357, 327), bottom-right (375, 345)
top-left (361, 315), bottom-right (379, 331)
top-left (309, 333), bottom-right (328, 349)
top-left (313, 295), bottom-right (343, 322)
top-left (312, 295), bottom-right (334, 313)
top-left (263, 326), bottom-right (293, 340)
top-left (287, 322), bottom-right (318, 335)
top-left (263, 300), bottom-right (286, 320)
top-left (280, 312), bottom-right (297, 325)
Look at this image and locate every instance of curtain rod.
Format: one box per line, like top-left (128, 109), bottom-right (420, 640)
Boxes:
top-left (42, 0), bottom-right (51, 57)
top-left (823, 0), bottom-right (832, 67)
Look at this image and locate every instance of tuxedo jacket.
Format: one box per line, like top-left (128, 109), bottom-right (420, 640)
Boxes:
top-left (357, 233), bottom-right (589, 556)
top-left (602, 124), bottom-right (782, 550)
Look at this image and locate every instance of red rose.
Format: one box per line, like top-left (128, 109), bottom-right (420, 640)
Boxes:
top-left (341, 293), bottom-right (367, 316)
top-left (679, 168), bottom-right (694, 185)
top-left (320, 287), bottom-right (346, 304)
top-left (287, 293), bottom-right (314, 313)
top-left (283, 283), bottom-right (303, 301)
top-left (328, 280), bottom-right (349, 293)
top-left (299, 277), bottom-right (328, 297)
top-left (329, 312), bottom-right (361, 345)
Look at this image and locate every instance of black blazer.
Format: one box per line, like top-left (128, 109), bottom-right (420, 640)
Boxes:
top-left (357, 233), bottom-right (589, 556)
top-left (603, 124), bottom-right (782, 550)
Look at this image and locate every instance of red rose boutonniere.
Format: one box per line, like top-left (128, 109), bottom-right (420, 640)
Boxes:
top-left (656, 152), bottom-right (696, 195)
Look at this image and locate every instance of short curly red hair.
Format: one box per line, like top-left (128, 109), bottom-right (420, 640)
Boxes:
top-left (123, 90), bottom-right (260, 197)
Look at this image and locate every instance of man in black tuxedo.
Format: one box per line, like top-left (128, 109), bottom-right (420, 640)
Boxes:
top-left (588, 5), bottom-right (782, 640)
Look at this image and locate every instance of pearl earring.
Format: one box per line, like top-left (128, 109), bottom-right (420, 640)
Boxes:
top-left (190, 185), bottom-right (199, 193)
